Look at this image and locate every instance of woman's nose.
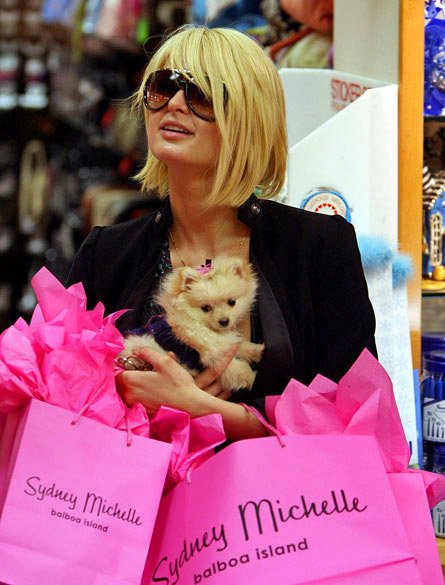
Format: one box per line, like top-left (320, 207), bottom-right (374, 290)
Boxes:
top-left (167, 89), bottom-right (189, 113)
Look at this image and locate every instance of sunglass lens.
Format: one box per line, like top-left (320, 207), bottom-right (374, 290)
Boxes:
top-left (186, 83), bottom-right (215, 121)
top-left (145, 71), bottom-right (175, 110)
top-left (144, 70), bottom-right (216, 121)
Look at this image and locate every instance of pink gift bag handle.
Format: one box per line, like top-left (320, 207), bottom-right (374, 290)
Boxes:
top-left (183, 404), bottom-right (285, 488)
top-left (240, 403), bottom-right (286, 448)
top-left (70, 385), bottom-right (133, 447)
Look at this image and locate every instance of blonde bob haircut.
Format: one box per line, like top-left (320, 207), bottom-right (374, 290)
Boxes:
top-left (133, 25), bottom-right (288, 208)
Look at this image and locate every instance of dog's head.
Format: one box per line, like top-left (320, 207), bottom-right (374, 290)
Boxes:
top-left (158, 256), bottom-right (258, 332)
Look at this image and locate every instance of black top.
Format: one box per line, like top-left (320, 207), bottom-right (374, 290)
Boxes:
top-left (66, 194), bottom-right (377, 410)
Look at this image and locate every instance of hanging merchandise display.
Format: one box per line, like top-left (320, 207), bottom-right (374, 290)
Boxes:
top-left (0, 0), bottom-right (50, 110)
top-left (41, 0), bottom-right (81, 24)
top-left (422, 164), bottom-right (445, 279)
top-left (18, 55), bottom-right (49, 110)
top-left (17, 140), bottom-right (50, 248)
top-left (0, 0), bottom-right (186, 334)
top-left (42, 0), bottom-right (152, 47)
top-left (81, 0), bottom-right (104, 33)
top-left (0, 52), bottom-right (20, 111)
top-left (15, 140), bottom-right (51, 315)
top-left (95, 0), bottom-right (143, 44)
top-left (425, 1), bottom-right (445, 116)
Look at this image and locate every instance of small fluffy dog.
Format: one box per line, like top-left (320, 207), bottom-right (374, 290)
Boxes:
top-left (121, 256), bottom-right (264, 392)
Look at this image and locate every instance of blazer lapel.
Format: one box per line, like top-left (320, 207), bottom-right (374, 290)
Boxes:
top-left (116, 198), bottom-right (172, 332)
top-left (238, 196), bottom-right (303, 393)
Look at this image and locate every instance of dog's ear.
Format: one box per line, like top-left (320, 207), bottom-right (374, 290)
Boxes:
top-left (178, 267), bottom-right (200, 292)
top-left (231, 257), bottom-right (247, 279)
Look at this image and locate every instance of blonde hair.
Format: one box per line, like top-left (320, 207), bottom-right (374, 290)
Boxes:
top-left (134, 25), bottom-right (288, 207)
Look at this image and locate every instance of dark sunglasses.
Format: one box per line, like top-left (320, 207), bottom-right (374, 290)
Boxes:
top-left (143, 69), bottom-right (216, 122)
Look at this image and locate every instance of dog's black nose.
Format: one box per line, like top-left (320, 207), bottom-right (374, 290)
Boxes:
top-left (219, 318), bottom-right (229, 327)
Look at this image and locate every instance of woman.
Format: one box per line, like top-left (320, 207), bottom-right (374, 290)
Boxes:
top-left (67, 25), bottom-right (376, 441)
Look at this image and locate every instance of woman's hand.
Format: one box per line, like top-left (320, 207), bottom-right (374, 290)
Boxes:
top-left (116, 345), bottom-right (238, 415)
top-left (116, 347), bottom-right (207, 417)
top-left (116, 345), bottom-right (267, 440)
top-left (194, 344), bottom-right (238, 400)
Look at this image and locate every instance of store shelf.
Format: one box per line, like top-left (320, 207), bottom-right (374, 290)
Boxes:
top-left (422, 278), bottom-right (445, 295)
top-left (423, 290), bottom-right (445, 296)
top-left (43, 23), bottom-right (150, 59)
top-left (425, 115), bottom-right (445, 123)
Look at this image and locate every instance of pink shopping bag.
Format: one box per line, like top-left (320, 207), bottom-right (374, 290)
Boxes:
top-left (0, 399), bottom-right (172, 585)
top-left (388, 472), bottom-right (444, 585)
top-left (142, 434), bottom-right (422, 585)
top-left (262, 349), bottom-right (445, 585)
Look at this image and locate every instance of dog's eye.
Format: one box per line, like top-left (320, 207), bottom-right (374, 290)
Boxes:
top-left (227, 299), bottom-right (236, 307)
top-left (201, 304), bottom-right (212, 313)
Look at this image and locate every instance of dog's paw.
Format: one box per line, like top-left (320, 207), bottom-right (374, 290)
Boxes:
top-left (123, 333), bottom-right (154, 355)
top-left (221, 358), bottom-right (256, 391)
top-left (236, 341), bottom-right (265, 364)
top-left (200, 337), bottom-right (240, 366)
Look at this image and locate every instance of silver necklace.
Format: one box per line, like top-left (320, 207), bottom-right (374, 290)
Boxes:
top-left (168, 229), bottom-right (248, 267)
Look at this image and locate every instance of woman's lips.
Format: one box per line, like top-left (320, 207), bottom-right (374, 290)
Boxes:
top-left (160, 122), bottom-right (192, 135)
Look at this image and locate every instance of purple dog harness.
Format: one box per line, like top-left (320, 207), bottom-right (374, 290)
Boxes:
top-left (144, 315), bottom-right (204, 372)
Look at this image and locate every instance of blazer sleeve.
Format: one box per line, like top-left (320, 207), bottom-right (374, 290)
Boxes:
top-left (65, 227), bottom-right (103, 309)
top-left (312, 215), bottom-right (377, 381)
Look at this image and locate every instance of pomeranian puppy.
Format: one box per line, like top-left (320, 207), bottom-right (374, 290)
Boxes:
top-left (121, 255), bottom-right (264, 392)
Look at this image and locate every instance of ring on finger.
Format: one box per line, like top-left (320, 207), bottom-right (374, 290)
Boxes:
top-left (116, 355), bottom-right (153, 371)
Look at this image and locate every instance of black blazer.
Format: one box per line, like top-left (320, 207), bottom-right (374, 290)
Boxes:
top-left (67, 195), bottom-right (377, 406)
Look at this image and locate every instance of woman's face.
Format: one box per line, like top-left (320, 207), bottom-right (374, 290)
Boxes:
top-left (145, 79), bottom-right (221, 174)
